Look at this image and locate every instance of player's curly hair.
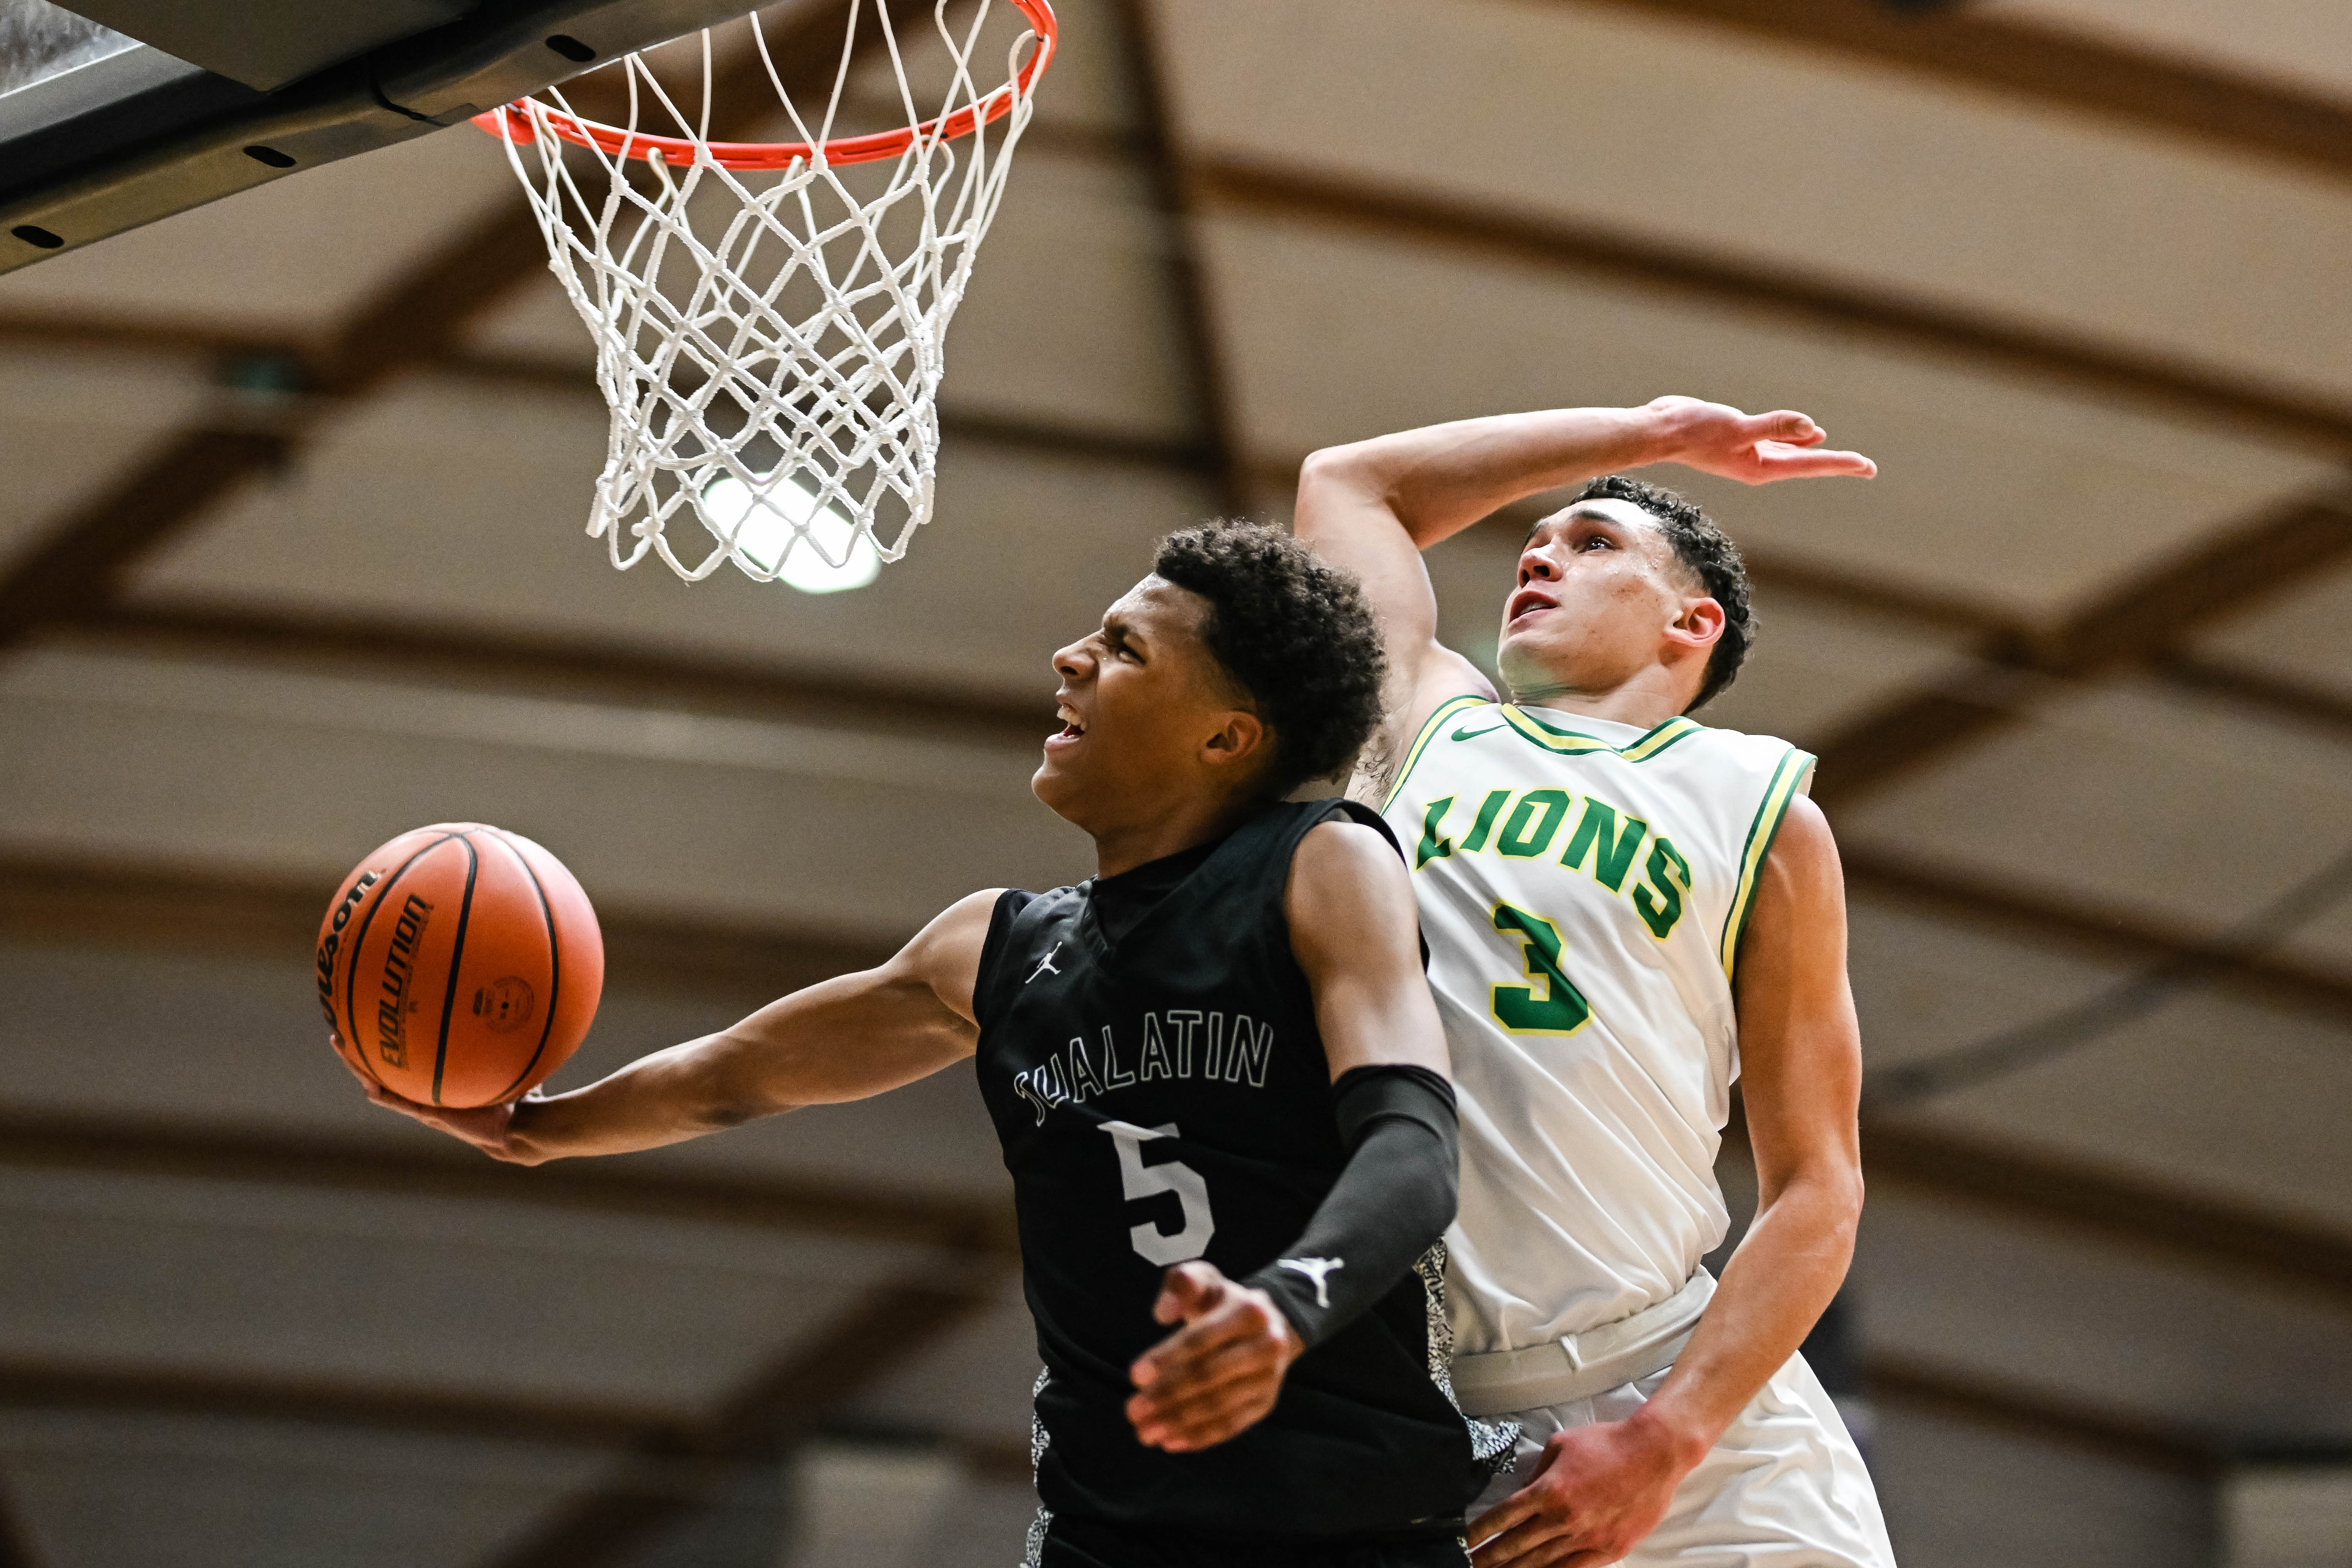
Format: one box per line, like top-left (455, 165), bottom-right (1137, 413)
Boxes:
top-left (1573, 474), bottom-right (1755, 712)
top-left (1153, 520), bottom-right (1387, 797)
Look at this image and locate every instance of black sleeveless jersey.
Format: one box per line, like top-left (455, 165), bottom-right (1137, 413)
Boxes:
top-left (971, 798), bottom-right (1500, 1541)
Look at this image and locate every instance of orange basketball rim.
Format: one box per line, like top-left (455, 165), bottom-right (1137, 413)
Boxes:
top-left (471, 0), bottom-right (1058, 171)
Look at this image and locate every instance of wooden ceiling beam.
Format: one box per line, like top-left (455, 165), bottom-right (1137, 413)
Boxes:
top-left (0, 1359), bottom-right (1036, 1481)
top-left (1858, 1116), bottom-right (2352, 1305)
top-left (1810, 486), bottom-right (2352, 804)
top-left (0, 1349), bottom-right (2227, 1480)
top-left (1843, 843), bottom-right (2352, 1031)
top-left (1863, 1354), bottom-right (2220, 1477)
top-left (0, 1107), bottom-right (1016, 1257)
top-left (1194, 158), bottom-right (2352, 453)
top-left (0, 429), bottom-right (289, 643)
top-left (0, 310), bottom-right (1219, 477)
top-left (1113, 0), bottom-right (1251, 516)
top-left (44, 603), bottom-right (1057, 753)
top-left (1584, 0), bottom-right (2352, 185)
top-left (2156, 653), bottom-right (2352, 743)
top-left (0, 1361), bottom-right (671, 1450)
top-left (0, 851), bottom-right (910, 1001)
top-left (0, 213), bottom-right (547, 648)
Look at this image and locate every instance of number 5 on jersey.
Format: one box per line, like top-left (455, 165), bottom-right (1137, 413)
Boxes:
top-left (1490, 903), bottom-right (1592, 1035)
top-left (1102, 1121), bottom-right (1215, 1265)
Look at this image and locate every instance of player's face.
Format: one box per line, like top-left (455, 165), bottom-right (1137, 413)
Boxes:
top-left (1034, 577), bottom-right (1263, 826)
top-left (1496, 501), bottom-right (1721, 705)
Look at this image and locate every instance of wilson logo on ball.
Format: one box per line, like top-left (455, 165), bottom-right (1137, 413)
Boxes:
top-left (313, 870), bottom-right (379, 1030)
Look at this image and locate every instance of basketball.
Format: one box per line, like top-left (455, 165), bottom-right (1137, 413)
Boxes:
top-left (316, 823), bottom-right (603, 1108)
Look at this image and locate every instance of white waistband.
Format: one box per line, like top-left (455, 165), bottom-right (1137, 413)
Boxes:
top-left (1449, 1269), bottom-right (1716, 1417)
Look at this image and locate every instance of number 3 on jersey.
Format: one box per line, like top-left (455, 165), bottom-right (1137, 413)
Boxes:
top-left (1490, 903), bottom-right (1592, 1035)
top-left (1101, 1121), bottom-right (1215, 1265)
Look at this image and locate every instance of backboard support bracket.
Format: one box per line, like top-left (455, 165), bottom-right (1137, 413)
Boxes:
top-left (0, 0), bottom-right (770, 275)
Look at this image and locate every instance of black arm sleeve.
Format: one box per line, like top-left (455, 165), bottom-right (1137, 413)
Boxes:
top-left (1241, 1063), bottom-right (1459, 1349)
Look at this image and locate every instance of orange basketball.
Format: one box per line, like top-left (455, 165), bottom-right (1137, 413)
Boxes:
top-left (316, 823), bottom-right (603, 1108)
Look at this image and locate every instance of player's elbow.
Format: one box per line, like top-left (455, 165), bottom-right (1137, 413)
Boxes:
top-left (1807, 1161), bottom-right (1866, 1248)
top-left (1297, 444), bottom-right (1376, 511)
top-left (1759, 1151), bottom-right (1864, 1247)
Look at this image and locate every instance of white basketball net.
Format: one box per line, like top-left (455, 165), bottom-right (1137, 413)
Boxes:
top-left (484, 2), bottom-right (1050, 583)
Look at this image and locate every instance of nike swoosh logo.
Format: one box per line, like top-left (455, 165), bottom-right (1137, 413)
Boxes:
top-left (1451, 723), bottom-right (1508, 741)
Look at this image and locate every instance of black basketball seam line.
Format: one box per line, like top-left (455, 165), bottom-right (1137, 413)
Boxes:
top-left (340, 831), bottom-right (464, 1085)
top-left (487, 828), bottom-right (563, 1105)
top-left (429, 833), bottom-right (482, 1106)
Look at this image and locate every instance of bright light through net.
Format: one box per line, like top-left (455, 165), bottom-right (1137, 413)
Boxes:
top-left (479, 1), bottom-right (1053, 584)
top-left (702, 471), bottom-right (879, 591)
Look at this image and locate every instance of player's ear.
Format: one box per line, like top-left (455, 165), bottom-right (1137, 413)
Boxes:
top-left (1200, 710), bottom-right (1269, 774)
top-left (1666, 595), bottom-right (1725, 653)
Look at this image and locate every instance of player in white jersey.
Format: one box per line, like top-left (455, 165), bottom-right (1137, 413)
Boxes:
top-left (1297, 396), bottom-right (1894, 1567)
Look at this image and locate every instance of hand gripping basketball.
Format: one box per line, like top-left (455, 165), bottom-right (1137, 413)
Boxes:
top-left (317, 823), bottom-right (603, 1109)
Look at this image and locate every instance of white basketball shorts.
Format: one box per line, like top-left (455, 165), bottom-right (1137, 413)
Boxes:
top-left (1469, 1351), bottom-right (1895, 1567)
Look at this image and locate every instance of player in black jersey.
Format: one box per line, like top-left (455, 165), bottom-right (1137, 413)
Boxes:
top-left (339, 522), bottom-right (1511, 1565)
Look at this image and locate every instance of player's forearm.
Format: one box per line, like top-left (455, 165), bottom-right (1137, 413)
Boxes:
top-left (1242, 1066), bottom-right (1459, 1346)
top-left (1631, 1162), bottom-right (1862, 1461)
top-left (1302, 405), bottom-right (1677, 550)
top-left (502, 1031), bottom-right (797, 1163)
top-left (502, 969), bottom-right (974, 1163)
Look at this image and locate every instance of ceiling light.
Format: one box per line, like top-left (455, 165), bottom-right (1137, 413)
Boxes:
top-left (700, 472), bottom-right (879, 593)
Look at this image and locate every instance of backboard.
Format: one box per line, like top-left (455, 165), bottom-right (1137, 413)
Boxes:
top-left (0, 0), bottom-right (774, 273)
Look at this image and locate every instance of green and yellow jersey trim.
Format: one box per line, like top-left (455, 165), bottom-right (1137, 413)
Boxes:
top-left (1381, 694), bottom-right (1490, 811)
top-left (1719, 746), bottom-right (1816, 983)
top-left (1498, 706), bottom-right (1704, 763)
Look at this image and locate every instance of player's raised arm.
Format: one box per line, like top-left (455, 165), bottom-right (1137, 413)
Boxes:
top-left (1294, 397), bottom-right (1876, 757)
top-left (339, 888), bottom-right (1003, 1165)
top-left (1126, 818), bottom-right (1456, 1452)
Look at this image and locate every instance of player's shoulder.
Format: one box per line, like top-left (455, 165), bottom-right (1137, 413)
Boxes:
top-left (1292, 809), bottom-right (1407, 881)
top-left (1669, 716), bottom-right (1811, 769)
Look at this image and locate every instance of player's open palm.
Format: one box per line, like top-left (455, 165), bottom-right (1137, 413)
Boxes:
top-left (329, 1030), bottom-right (533, 1162)
top-left (1469, 1416), bottom-right (1690, 1567)
top-left (1126, 1261), bottom-right (1304, 1453)
top-left (1642, 394), bottom-right (1877, 486)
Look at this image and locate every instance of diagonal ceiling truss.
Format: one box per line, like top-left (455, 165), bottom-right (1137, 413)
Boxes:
top-left (1808, 485), bottom-right (2352, 806)
top-left (1587, 0), bottom-right (2352, 184)
top-left (1194, 158), bottom-right (2352, 452)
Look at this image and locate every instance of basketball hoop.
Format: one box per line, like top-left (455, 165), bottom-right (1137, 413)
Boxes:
top-left (474, 1), bottom-right (1057, 584)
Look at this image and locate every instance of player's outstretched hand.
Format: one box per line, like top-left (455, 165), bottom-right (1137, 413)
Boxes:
top-left (1126, 1260), bottom-right (1305, 1453)
top-left (1643, 395), bottom-right (1877, 487)
top-left (328, 1031), bottom-right (540, 1164)
top-left (1467, 1414), bottom-right (1697, 1567)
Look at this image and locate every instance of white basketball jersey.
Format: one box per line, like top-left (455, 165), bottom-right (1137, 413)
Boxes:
top-left (1380, 696), bottom-right (1814, 1355)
